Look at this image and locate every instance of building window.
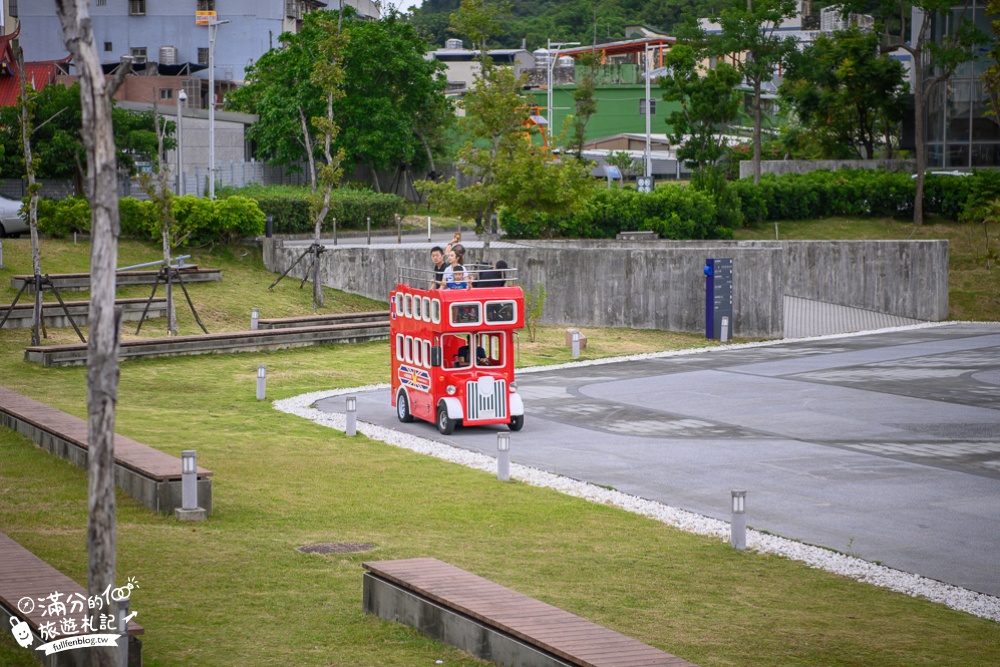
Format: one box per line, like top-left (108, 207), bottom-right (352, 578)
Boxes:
top-left (198, 48), bottom-right (209, 66)
top-left (9, 0), bottom-right (17, 18)
top-left (160, 89), bottom-right (173, 100)
top-left (104, 42), bottom-right (113, 52)
top-left (130, 47), bottom-right (147, 64)
top-left (129, 0), bottom-right (146, 16)
top-left (96, 0), bottom-right (107, 6)
top-left (197, 0), bottom-right (216, 10)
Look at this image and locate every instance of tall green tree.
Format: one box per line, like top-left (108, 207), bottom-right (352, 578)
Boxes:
top-left (567, 50), bottom-right (599, 158)
top-left (841, 0), bottom-right (988, 223)
top-left (0, 82), bottom-right (163, 192)
top-left (228, 9), bottom-right (450, 190)
top-left (710, 0), bottom-right (799, 184)
top-left (780, 27), bottom-right (908, 159)
top-left (660, 43), bottom-right (743, 170)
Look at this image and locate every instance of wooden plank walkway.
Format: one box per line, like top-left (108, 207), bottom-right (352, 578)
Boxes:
top-left (257, 310), bottom-right (390, 330)
top-left (24, 320), bottom-right (390, 367)
top-left (10, 267), bottom-right (221, 293)
top-left (1, 297), bottom-right (167, 329)
top-left (0, 386), bottom-right (210, 482)
top-left (0, 530), bottom-right (144, 639)
top-left (363, 558), bottom-right (697, 667)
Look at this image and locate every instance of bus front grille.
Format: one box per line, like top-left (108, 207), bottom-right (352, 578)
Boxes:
top-left (466, 378), bottom-right (507, 421)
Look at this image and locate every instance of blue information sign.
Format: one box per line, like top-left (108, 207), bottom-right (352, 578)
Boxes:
top-left (704, 258), bottom-right (733, 340)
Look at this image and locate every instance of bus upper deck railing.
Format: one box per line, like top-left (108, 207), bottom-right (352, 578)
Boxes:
top-left (397, 265), bottom-right (519, 290)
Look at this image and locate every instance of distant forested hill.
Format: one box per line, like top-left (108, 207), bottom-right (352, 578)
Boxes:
top-left (409, 0), bottom-right (725, 50)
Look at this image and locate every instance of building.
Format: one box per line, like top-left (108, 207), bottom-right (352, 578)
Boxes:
top-left (15, 0), bottom-right (379, 100)
top-left (428, 39), bottom-right (533, 97)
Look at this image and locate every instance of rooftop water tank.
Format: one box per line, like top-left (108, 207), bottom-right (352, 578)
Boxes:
top-left (159, 45), bottom-right (177, 65)
top-left (445, 38), bottom-right (463, 50)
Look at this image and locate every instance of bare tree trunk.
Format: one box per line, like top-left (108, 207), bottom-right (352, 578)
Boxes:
top-left (16, 45), bottom-right (43, 346)
top-left (313, 217), bottom-right (323, 310)
top-left (913, 55), bottom-right (926, 226)
top-left (753, 80), bottom-right (762, 184)
top-left (299, 107), bottom-right (317, 194)
top-left (55, 3), bottom-right (126, 666)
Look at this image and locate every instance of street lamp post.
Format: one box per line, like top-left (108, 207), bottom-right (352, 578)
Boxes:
top-left (645, 43), bottom-right (652, 179)
top-left (176, 89), bottom-right (187, 195)
top-left (546, 40), bottom-right (579, 146)
top-left (207, 18), bottom-right (230, 200)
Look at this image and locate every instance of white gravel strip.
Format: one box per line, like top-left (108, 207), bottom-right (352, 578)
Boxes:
top-left (273, 323), bottom-right (1000, 624)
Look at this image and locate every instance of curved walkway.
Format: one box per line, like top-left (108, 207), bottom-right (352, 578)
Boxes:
top-left (311, 323), bottom-right (1000, 600)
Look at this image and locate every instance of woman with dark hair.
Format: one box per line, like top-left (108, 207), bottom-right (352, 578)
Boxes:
top-left (443, 244), bottom-right (470, 289)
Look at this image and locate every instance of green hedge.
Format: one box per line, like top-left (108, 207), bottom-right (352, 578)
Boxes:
top-left (38, 195), bottom-right (265, 246)
top-left (501, 186), bottom-right (730, 240)
top-left (217, 185), bottom-right (406, 234)
top-left (731, 169), bottom-right (1000, 223)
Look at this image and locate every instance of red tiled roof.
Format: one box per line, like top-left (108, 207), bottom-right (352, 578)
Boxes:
top-left (0, 22), bottom-right (72, 106)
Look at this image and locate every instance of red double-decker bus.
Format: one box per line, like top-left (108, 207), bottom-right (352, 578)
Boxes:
top-left (390, 266), bottom-right (525, 434)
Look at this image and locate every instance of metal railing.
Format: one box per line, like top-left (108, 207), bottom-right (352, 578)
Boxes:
top-left (117, 255), bottom-right (191, 272)
top-left (397, 265), bottom-right (518, 290)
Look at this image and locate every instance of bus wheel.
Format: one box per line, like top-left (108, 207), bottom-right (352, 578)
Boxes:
top-left (508, 415), bottom-right (524, 432)
top-left (396, 391), bottom-right (414, 423)
top-left (436, 405), bottom-right (456, 435)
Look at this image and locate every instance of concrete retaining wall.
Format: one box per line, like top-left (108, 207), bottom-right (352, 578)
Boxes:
top-left (263, 237), bottom-right (948, 338)
top-left (782, 240), bottom-right (949, 321)
top-left (739, 159), bottom-right (916, 179)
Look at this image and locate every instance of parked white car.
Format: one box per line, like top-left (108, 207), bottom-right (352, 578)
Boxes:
top-left (0, 195), bottom-right (28, 238)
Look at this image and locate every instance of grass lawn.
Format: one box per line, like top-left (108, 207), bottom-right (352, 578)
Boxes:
top-left (0, 237), bottom-right (997, 666)
top-left (735, 215), bottom-right (1000, 322)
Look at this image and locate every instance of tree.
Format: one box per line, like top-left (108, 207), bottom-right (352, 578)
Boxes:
top-left (0, 82), bottom-right (161, 193)
top-left (567, 50), bottom-right (599, 158)
top-left (711, 0), bottom-right (799, 183)
top-left (14, 44), bottom-right (44, 346)
top-left (228, 9), bottom-right (450, 190)
top-left (55, 2), bottom-right (130, 666)
top-left (780, 28), bottom-right (908, 159)
top-left (660, 43), bottom-right (743, 170)
top-left (419, 61), bottom-right (592, 230)
top-left (842, 0), bottom-right (988, 224)
top-left (449, 0), bottom-right (511, 64)
top-left (605, 150), bottom-right (642, 181)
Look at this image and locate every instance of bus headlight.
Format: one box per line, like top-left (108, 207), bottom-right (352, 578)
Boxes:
top-left (509, 382), bottom-right (517, 393)
top-left (446, 385), bottom-right (457, 395)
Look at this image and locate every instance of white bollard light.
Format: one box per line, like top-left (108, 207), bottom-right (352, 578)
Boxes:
top-left (497, 433), bottom-right (510, 481)
top-left (251, 307), bottom-right (259, 330)
top-left (721, 316), bottom-right (730, 343)
top-left (181, 450), bottom-right (198, 510)
top-left (256, 365), bottom-right (266, 400)
top-left (571, 330), bottom-right (581, 359)
top-left (730, 490), bottom-right (747, 551)
top-left (346, 395), bottom-right (357, 436)
top-left (427, 216), bottom-right (432, 242)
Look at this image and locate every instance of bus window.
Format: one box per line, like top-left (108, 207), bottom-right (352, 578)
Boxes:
top-left (395, 334), bottom-right (404, 361)
top-left (450, 302), bottom-right (481, 326)
top-left (423, 340), bottom-right (431, 367)
top-left (485, 301), bottom-right (516, 324)
top-left (404, 294), bottom-right (413, 318)
top-left (394, 293), bottom-right (403, 317)
top-left (477, 332), bottom-right (504, 367)
top-left (422, 297), bottom-right (431, 322)
top-left (443, 333), bottom-right (472, 369)
top-left (431, 299), bottom-right (441, 324)
top-left (404, 336), bottom-right (413, 363)
top-left (413, 338), bottom-right (422, 366)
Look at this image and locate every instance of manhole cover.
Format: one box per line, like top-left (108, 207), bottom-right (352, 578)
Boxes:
top-left (297, 542), bottom-right (375, 554)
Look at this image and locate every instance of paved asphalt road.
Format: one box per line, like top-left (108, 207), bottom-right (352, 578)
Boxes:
top-left (316, 323), bottom-right (1000, 597)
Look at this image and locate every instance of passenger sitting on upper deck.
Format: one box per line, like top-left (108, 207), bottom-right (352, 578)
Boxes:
top-left (443, 244), bottom-right (471, 289)
top-left (456, 344), bottom-right (488, 367)
top-left (474, 260), bottom-right (507, 288)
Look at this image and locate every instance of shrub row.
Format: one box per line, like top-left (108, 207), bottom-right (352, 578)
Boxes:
top-left (218, 185), bottom-right (407, 234)
top-left (37, 195), bottom-right (265, 246)
top-left (501, 186), bottom-right (731, 240)
top-left (731, 168), bottom-right (1000, 223)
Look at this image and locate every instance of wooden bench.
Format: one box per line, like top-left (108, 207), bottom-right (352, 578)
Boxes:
top-left (0, 297), bottom-right (167, 330)
top-left (0, 531), bottom-right (143, 666)
top-left (256, 310), bottom-right (390, 330)
top-left (0, 387), bottom-right (212, 515)
top-left (23, 320), bottom-right (390, 367)
top-left (10, 267), bottom-right (222, 293)
top-left (363, 558), bottom-right (698, 667)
